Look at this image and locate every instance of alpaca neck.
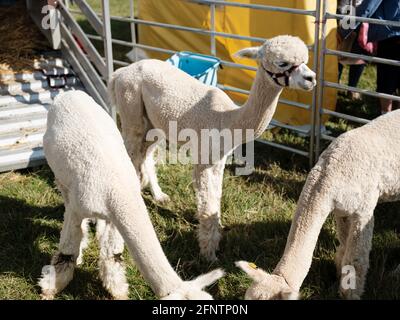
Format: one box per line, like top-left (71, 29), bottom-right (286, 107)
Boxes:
top-left (272, 171), bottom-right (332, 291)
top-left (110, 189), bottom-right (183, 297)
top-left (230, 68), bottom-right (283, 143)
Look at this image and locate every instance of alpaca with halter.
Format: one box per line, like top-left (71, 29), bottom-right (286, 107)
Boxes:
top-left (108, 35), bottom-right (317, 261)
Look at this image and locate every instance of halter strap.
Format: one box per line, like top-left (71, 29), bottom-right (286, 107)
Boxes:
top-left (261, 64), bottom-right (299, 87)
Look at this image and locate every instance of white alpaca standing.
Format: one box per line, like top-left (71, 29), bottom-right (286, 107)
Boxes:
top-left (38, 91), bottom-right (225, 300)
top-left (108, 35), bottom-right (317, 261)
top-left (237, 110), bottom-right (400, 300)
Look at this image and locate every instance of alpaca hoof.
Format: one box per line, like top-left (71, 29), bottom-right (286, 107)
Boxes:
top-left (108, 280), bottom-right (129, 300)
top-left (99, 257), bottom-right (129, 300)
top-left (340, 288), bottom-right (361, 300)
top-left (108, 284), bottom-right (129, 300)
top-left (154, 192), bottom-right (170, 204)
top-left (113, 293), bottom-right (129, 300)
top-left (38, 265), bottom-right (58, 299)
top-left (40, 292), bottom-right (55, 300)
top-left (197, 219), bottom-right (221, 262)
top-left (200, 247), bottom-right (219, 262)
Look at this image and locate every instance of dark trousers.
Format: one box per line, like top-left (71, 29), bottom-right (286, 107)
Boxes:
top-left (338, 63), bottom-right (366, 88)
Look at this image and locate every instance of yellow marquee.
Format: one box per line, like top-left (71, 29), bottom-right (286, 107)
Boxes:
top-left (138, 0), bottom-right (337, 126)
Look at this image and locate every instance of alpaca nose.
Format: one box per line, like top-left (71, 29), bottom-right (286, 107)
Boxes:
top-left (304, 75), bottom-right (315, 83)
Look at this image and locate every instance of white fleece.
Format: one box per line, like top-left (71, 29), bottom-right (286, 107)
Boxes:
top-left (38, 90), bottom-right (224, 300)
top-left (238, 110), bottom-right (400, 300)
top-left (108, 35), bottom-right (316, 261)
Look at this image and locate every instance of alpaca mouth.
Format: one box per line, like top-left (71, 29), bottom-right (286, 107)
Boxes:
top-left (301, 81), bottom-right (316, 91)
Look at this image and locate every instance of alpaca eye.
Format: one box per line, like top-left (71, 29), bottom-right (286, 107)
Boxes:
top-left (277, 62), bottom-right (290, 68)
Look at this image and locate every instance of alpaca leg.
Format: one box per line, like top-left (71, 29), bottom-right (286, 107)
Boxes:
top-left (213, 156), bottom-right (227, 229)
top-left (76, 218), bottom-right (90, 266)
top-left (334, 213), bottom-right (350, 276)
top-left (123, 129), bottom-right (150, 189)
top-left (339, 213), bottom-right (374, 300)
top-left (143, 143), bottom-right (170, 203)
top-left (193, 157), bottom-right (226, 261)
top-left (39, 208), bottom-right (83, 299)
top-left (97, 220), bottom-right (129, 300)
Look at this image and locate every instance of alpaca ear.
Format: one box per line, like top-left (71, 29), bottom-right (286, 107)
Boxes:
top-left (235, 261), bottom-right (267, 282)
top-left (281, 290), bottom-right (300, 300)
top-left (233, 46), bottom-right (261, 60)
top-left (192, 268), bottom-right (225, 289)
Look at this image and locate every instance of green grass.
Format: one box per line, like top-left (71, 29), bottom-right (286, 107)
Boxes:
top-left (0, 141), bottom-right (399, 300)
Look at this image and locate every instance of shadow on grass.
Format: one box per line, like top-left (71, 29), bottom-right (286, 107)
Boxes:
top-left (150, 199), bottom-right (339, 299)
top-left (225, 141), bottom-right (307, 202)
top-left (0, 192), bottom-right (109, 299)
top-left (147, 191), bottom-right (400, 300)
top-left (1, 164), bottom-right (399, 299)
top-left (0, 195), bottom-right (61, 275)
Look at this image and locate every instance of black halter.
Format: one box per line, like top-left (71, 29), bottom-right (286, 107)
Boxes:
top-left (261, 63), bottom-right (299, 87)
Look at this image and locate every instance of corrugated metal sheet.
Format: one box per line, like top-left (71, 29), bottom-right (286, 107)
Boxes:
top-left (0, 57), bottom-right (83, 172)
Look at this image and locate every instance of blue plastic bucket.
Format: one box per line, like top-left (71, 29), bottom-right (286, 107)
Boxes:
top-left (166, 51), bottom-right (220, 87)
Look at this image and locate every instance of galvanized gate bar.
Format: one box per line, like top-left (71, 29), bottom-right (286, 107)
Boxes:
top-left (108, 15), bottom-right (269, 43)
top-left (129, 0), bottom-right (138, 62)
top-left (55, 0), bottom-right (400, 168)
top-left (59, 2), bottom-right (107, 77)
top-left (256, 139), bottom-right (309, 157)
top-left (60, 37), bottom-right (107, 108)
top-left (322, 109), bottom-right (370, 125)
top-left (325, 81), bottom-right (400, 102)
top-left (328, 13), bottom-right (400, 28)
top-left (210, 2), bottom-right (216, 56)
top-left (325, 49), bottom-right (400, 67)
top-left (84, 1), bottom-right (321, 163)
top-left (74, 0), bottom-right (104, 35)
top-left (217, 84), bottom-right (311, 110)
top-left (315, 0), bottom-right (400, 159)
top-left (101, 0), bottom-right (115, 119)
top-left (190, 0), bottom-right (316, 16)
top-left (309, 0), bottom-right (322, 166)
top-left (315, 0), bottom-right (328, 160)
top-left (60, 22), bottom-right (108, 106)
top-left (69, 1), bottom-right (400, 167)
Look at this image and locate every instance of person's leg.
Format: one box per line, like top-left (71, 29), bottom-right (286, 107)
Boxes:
top-left (377, 37), bottom-right (400, 114)
top-left (393, 91), bottom-right (400, 110)
top-left (338, 63), bottom-right (344, 81)
top-left (380, 98), bottom-right (392, 114)
top-left (348, 64), bottom-right (365, 88)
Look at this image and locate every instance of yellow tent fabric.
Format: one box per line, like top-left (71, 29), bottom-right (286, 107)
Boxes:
top-left (138, 0), bottom-right (337, 126)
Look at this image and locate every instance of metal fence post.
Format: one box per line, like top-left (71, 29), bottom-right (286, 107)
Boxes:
top-left (210, 3), bottom-right (216, 56)
top-left (102, 0), bottom-right (115, 120)
top-left (315, 0), bottom-right (328, 161)
top-left (130, 0), bottom-right (138, 62)
top-left (309, 0), bottom-right (322, 168)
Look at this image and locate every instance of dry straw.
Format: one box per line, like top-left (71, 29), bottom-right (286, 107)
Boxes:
top-left (0, 1), bottom-right (50, 77)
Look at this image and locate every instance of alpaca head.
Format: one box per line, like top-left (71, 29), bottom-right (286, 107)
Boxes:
top-left (234, 35), bottom-right (316, 91)
top-left (236, 261), bottom-right (299, 300)
top-left (161, 268), bottom-right (225, 300)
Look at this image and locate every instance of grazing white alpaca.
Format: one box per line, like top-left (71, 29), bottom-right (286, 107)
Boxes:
top-left (108, 35), bottom-right (317, 261)
top-left (38, 91), bottom-right (225, 300)
top-left (237, 110), bottom-right (400, 300)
